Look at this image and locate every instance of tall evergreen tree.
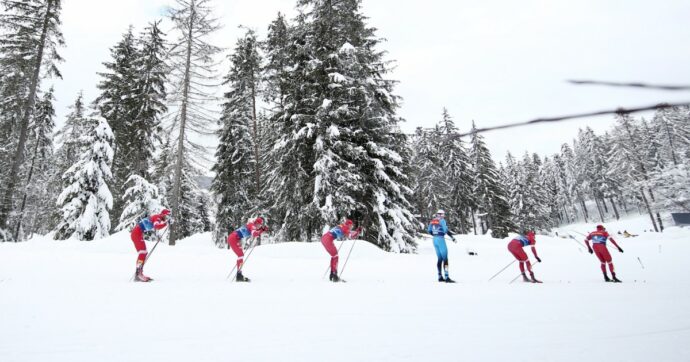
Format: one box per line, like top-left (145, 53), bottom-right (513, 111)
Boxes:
top-left (211, 29), bottom-right (263, 244)
top-left (94, 27), bottom-right (138, 226)
top-left (438, 110), bottom-right (473, 233)
top-left (410, 127), bottom-right (448, 222)
top-left (273, 0), bottom-right (417, 251)
top-left (14, 87), bottom-right (57, 239)
top-left (469, 122), bottom-right (514, 237)
top-left (0, 0), bottom-right (64, 234)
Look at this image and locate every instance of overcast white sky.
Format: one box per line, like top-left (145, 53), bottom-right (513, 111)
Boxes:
top-left (49, 0), bottom-right (690, 166)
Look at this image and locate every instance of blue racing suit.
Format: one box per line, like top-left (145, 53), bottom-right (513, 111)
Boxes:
top-left (428, 217), bottom-right (453, 278)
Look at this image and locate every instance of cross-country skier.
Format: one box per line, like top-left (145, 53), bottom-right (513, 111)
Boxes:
top-left (321, 219), bottom-right (362, 282)
top-left (130, 209), bottom-right (171, 282)
top-left (427, 210), bottom-right (457, 283)
top-left (507, 230), bottom-right (542, 283)
top-left (227, 217), bottom-right (269, 282)
top-left (585, 224), bottom-right (624, 282)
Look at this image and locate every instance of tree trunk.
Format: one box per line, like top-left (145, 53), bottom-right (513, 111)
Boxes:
top-left (170, 0), bottom-right (196, 245)
top-left (661, 114), bottom-right (679, 166)
top-left (470, 209), bottom-right (477, 235)
top-left (0, 0), bottom-right (55, 230)
top-left (251, 76), bottom-right (261, 194)
top-left (594, 197), bottom-right (605, 223)
top-left (609, 197), bottom-right (620, 220)
top-left (640, 187), bottom-right (659, 232)
top-left (601, 196), bottom-right (609, 213)
top-left (13, 136), bottom-right (43, 240)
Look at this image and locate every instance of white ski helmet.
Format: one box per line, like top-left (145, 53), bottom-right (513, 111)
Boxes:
top-left (437, 210), bottom-right (445, 216)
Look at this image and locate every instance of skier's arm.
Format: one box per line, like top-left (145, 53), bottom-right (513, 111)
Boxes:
top-left (609, 237), bottom-right (623, 252)
top-left (153, 215), bottom-right (168, 230)
top-left (446, 229), bottom-right (457, 242)
top-left (584, 234), bottom-right (594, 254)
top-left (349, 227), bottom-right (362, 239)
top-left (531, 246), bottom-right (541, 262)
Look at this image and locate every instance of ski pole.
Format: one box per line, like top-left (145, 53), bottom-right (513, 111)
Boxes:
top-left (568, 230), bottom-right (587, 237)
top-left (566, 234), bottom-right (586, 252)
top-left (130, 228), bottom-right (168, 282)
top-left (488, 260), bottom-right (516, 282)
top-left (227, 237), bottom-right (258, 281)
top-left (338, 240), bottom-right (358, 279)
top-left (322, 238), bottom-right (348, 279)
top-left (637, 256), bottom-right (645, 269)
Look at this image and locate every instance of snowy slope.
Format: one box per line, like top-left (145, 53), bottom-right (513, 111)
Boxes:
top-left (1, 216), bottom-right (689, 362)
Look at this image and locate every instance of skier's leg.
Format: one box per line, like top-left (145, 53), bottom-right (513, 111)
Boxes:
top-left (131, 227), bottom-right (147, 269)
top-left (509, 241), bottom-right (529, 279)
top-left (437, 239), bottom-right (452, 280)
top-left (228, 233), bottom-right (245, 270)
top-left (321, 234), bottom-right (339, 274)
top-left (594, 244), bottom-right (610, 280)
top-left (131, 227), bottom-right (150, 281)
top-left (433, 238), bottom-right (443, 279)
top-left (601, 246), bottom-right (620, 281)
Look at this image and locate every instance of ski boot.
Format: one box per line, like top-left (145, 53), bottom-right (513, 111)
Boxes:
top-left (444, 276), bottom-right (456, 283)
top-left (235, 271), bottom-right (251, 282)
top-left (134, 268), bottom-right (152, 282)
top-left (611, 273), bottom-right (622, 283)
top-left (329, 272), bottom-right (343, 283)
top-left (438, 275), bottom-right (445, 282)
top-left (604, 274), bottom-right (612, 282)
top-left (529, 272), bottom-right (542, 283)
top-left (522, 273), bottom-right (531, 283)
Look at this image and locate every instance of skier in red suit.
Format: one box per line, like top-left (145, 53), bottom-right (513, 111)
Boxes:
top-left (321, 219), bottom-right (362, 282)
top-left (507, 230), bottom-right (542, 283)
top-left (130, 209), bottom-right (170, 282)
top-left (227, 217), bottom-right (269, 282)
top-left (585, 224), bottom-right (624, 282)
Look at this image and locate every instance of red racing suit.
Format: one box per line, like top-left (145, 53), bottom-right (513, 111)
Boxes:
top-left (130, 213), bottom-right (168, 267)
top-left (507, 232), bottom-right (540, 274)
top-left (321, 223), bottom-right (361, 275)
top-left (227, 221), bottom-right (268, 269)
top-left (585, 230), bottom-right (622, 264)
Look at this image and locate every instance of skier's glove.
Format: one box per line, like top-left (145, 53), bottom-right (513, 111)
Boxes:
top-left (588, 248), bottom-right (593, 254)
top-left (536, 257), bottom-right (542, 263)
top-left (618, 247), bottom-right (624, 253)
top-left (451, 236), bottom-right (457, 243)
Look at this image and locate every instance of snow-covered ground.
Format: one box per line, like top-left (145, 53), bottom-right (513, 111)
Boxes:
top-left (1, 215), bottom-right (689, 362)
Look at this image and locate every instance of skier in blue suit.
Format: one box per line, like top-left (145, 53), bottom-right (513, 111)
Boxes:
top-left (427, 210), bottom-right (457, 283)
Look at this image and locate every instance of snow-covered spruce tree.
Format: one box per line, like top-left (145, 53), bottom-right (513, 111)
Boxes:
top-left (0, 0), bottom-right (64, 234)
top-left (95, 24), bottom-right (167, 228)
top-left (262, 12), bottom-right (291, 108)
top-left (608, 113), bottom-right (659, 231)
top-left (300, 0), bottom-right (417, 251)
top-left (411, 127), bottom-right (449, 222)
top-left (651, 106), bottom-right (690, 167)
top-left (54, 117), bottom-right (114, 241)
top-left (116, 175), bottom-right (162, 232)
top-left (469, 122), bottom-right (514, 237)
top-left (94, 27), bottom-right (138, 226)
top-left (14, 87), bottom-right (57, 239)
top-left (262, 9), bottom-right (321, 243)
top-left (130, 22), bottom-right (168, 178)
top-left (437, 110), bottom-right (473, 233)
top-left (166, 0), bottom-right (221, 245)
top-left (211, 29), bottom-right (262, 245)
